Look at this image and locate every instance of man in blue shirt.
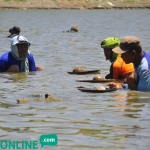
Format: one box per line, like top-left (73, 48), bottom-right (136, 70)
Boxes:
top-left (107, 36), bottom-right (150, 91)
top-left (0, 35), bottom-right (37, 73)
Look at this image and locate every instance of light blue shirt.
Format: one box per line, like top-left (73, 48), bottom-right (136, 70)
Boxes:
top-left (135, 52), bottom-right (150, 91)
top-left (122, 51), bottom-right (150, 91)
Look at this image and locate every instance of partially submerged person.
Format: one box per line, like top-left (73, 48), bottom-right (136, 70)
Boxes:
top-left (7, 26), bottom-right (20, 38)
top-left (63, 26), bottom-right (79, 33)
top-left (0, 35), bottom-right (43, 73)
top-left (108, 36), bottom-right (150, 91)
top-left (101, 37), bottom-right (134, 79)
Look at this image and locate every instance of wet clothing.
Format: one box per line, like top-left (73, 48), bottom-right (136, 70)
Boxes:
top-left (135, 51), bottom-right (150, 91)
top-left (106, 56), bottom-right (134, 79)
top-left (0, 52), bottom-right (36, 72)
top-left (0, 35), bottom-right (36, 73)
top-left (121, 51), bottom-right (150, 91)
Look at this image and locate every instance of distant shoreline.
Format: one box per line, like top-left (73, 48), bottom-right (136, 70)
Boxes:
top-left (0, 0), bottom-right (150, 10)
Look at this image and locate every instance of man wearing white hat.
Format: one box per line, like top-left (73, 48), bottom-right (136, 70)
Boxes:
top-left (0, 35), bottom-right (38, 73)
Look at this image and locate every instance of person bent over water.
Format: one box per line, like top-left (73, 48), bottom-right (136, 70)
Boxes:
top-left (0, 35), bottom-right (43, 73)
top-left (107, 36), bottom-right (150, 91)
top-left (101, 37), bottom-right (134, 79)
top-left (63, 25), bottom-right (79, 33)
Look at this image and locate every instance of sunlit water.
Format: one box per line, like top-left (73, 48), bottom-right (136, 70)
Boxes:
top-left (0, 9), bottom-right (150, 150)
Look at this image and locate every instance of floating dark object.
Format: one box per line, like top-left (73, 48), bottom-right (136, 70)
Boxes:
top-left (78, 88), bottom-right (117, 93)
top-left (67, 69), bottom-right (100, 75)
top-left (76, 79), bottom-right (123, 83)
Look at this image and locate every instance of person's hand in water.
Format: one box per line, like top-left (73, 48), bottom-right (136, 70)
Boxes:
top-left (107, 82), bottom-right (123, 90)
top-left (36, 65), bottom-right (44, 71)
top-left (124, 72), bottom-right (137, 90)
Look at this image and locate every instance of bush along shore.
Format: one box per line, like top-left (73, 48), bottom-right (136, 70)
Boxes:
top-left (0, 0), bottom-right (150, 9)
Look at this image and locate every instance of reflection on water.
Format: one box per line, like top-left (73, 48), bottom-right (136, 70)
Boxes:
top-left (0, 9), bottom-right (150, 150)
top-left (0, 102), bottom-right (16, 108)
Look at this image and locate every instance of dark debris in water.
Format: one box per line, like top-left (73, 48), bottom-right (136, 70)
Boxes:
top-left (17, 93), bottom-right (62, 104)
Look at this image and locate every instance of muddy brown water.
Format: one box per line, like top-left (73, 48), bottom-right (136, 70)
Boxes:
top-left (0, 9), bottom-right (150, 150)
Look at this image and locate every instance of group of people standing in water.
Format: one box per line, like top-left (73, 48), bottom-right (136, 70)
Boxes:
top-left (101, 36), bottom-right (150, 91)
top-left (0, 26), bottom-right (150, 91)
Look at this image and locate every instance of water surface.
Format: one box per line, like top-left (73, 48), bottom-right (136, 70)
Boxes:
top-left (0, 9), bottom-right (150, 150)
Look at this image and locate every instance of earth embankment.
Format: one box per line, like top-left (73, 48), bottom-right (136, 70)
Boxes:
top-left (0, 0), bottom-right (150, 9)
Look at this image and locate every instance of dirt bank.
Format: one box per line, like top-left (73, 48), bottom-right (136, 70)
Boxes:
top-left (0, 0), bottom-right (150, 9)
